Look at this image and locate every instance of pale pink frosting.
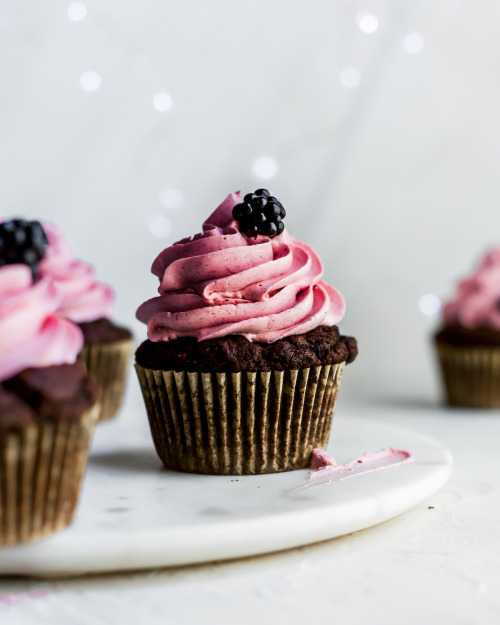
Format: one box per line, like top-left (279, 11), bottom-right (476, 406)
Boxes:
top-left (291, 448), bottom-right (414, 491)
top-left (0, 265), bottom-right (84, 382)
top-left (39, 223), bottom-right (114, 323)
top-left (443, 248), bottom-right (500, 330)
top-left (137, 192), bottom-right (346, 343)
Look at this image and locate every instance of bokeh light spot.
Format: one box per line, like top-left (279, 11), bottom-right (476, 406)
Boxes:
top-left (418, 293), bottom-right (441, 316)
top-left (67, 2), bottom-right (87, 21)
top-left (404, 32), bottom-right (425, 54)
top-left (252, 156), bottom-right (278, 180)
top-left (159, 188), bottom-right (184, 209)
top-left (356, 12), bottom-right (379, 34)
top-left (148, 214), bottom-right (172, 239)
top-left (80, 71), bottom-right (101, 92)
top-left (340, 67), bottom-right (362, 88)
top-left (153, 93), bottom-right (173, 112)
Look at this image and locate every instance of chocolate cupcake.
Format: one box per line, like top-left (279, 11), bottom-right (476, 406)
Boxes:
top-left (0, 222), bottom-right (100, 546)
top-left (136, 190), bottom-right (357, 475)
top-left (435, 248), bottom-right (500, 408)
top-left (39, 223), bottom-right (133, 422)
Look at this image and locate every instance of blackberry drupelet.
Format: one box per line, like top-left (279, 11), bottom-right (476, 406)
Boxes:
top-left (0, 219), bottom-right (49, 278)
top-left (232, 189), bottom-right (286, 238)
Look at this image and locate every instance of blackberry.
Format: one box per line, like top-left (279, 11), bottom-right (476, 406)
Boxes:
top-left (232, 189), bottom-right (286, 238)
top-left (0, 219), bottom-right (49, 278)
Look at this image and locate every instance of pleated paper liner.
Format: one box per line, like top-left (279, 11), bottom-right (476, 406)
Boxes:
top-left (437, 342), bottom-right (500, 408)
top-left (0, 403), bottom-right (99, 547)
top-left (136, 362), bottom-right (345, 475)
top-left (79, 339), bottom-right (133, 422)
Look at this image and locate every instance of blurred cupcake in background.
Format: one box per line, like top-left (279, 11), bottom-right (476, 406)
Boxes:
top-left (435, 248), bottom-right (500, 408)
top-left (40, 223), bottom-right (133, 422)
top-left (0, 219), bottom-right (100, 546)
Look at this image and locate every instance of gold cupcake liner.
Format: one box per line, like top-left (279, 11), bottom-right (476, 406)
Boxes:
top-left (0, 403), bottom-right (99, 547)
top-left (135, 362), bottom-right (345, 475)
top-left (79, 339), bottom-right (133, 422)
top-left (436, 342), bottom-right (500, 408)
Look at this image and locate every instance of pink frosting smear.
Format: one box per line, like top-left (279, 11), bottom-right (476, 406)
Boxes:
top-left (292, 448), bottom-right (414, 491)
top-left (0, 265), bottom-right (84, 382)
top-left (39, 222), bottom-right (114, 323)
top-left (442, 247), bottom-right (500, 330)
top-left (137, 192), bottom-right (346, 343)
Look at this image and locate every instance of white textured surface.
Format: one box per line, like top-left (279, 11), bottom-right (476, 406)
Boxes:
top-left (0, 416), bottom-right (450, 577)
top-left (1, 390), bottom-right (500, 624)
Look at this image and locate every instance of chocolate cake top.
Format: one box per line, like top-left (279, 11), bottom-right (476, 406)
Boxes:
top-left (136, 325), bottom-right (357, 373)
top-left (0, 388), bottom-right (37, 430)
top-left (436, 324), bottom-right (500, 347)
top-left (79, 317), bottom-right (132, 343)
top-left (3, 361), bottom-right (100, 423)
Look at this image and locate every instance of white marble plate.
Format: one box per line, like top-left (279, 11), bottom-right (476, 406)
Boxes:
top-left (0, 417), bottom-right (452, 577)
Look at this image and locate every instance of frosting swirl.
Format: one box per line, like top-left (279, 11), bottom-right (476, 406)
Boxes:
top-left (137, 192), bottom-right (345, 343)
top-left (39, 223), bottom-right (114, 323)
top-left (443, 247), bottom-right (500, 330)
top-left (0, 265), bottom-right (83, 382)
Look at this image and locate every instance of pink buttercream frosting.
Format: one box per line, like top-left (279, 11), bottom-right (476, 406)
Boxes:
top-left (0, 265), bottom-right (84, 382)
top-left (137, 192), bottom-right (346, 343)
top-left (39, 223), bottom-right (114, 323)
top-left (443, 248), bottom-right (500, 330)
top-left (291, 448), bottom-right (414, 491)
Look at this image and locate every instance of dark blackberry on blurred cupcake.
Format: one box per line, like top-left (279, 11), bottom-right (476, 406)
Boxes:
top-left (0, 218), bottom-right (48, 276)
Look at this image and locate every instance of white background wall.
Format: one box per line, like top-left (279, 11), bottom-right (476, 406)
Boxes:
top-left (1, 0), bottom-right (500, 404)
